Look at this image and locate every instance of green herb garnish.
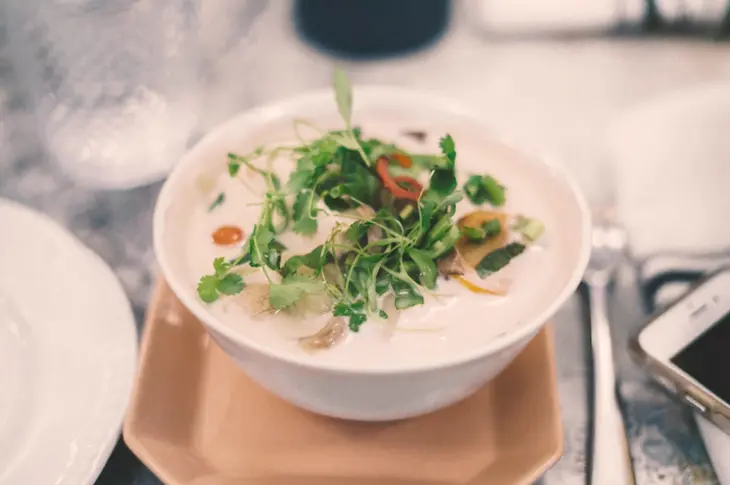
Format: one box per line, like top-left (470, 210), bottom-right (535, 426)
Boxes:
top-left (475, 242), bottom-right (526, 278)
top-left (269, 275), bottom-right (326, 310)
top-left (208, 192), bottom-right (226, 212)
top-left (513, 216), bottom-right (544, 242)
top-left (195, 69), bottom-right (542, 336)
top-left (197, 257), bottom-right (245, 303)
top-left (463, 174), bottom-right (505, 206)
top-left (462, 218), bottom-right (501, 242)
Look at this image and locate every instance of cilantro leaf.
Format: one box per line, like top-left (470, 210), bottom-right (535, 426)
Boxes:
top-left (292, 191), bottom-right (318, 235)
top-left (213, 257), bottom-right (231, 276)
top-left (282, 245), bottom-right (332, 277)
top-left (217, 273), bottom-right (245, 295)
top-left (333, 300), bottom-right (368, 332)
top-left (439, 134), bottom-right (456, 166)
top-left (298, 136), bottom-right (339, 169)
top-left (293, 216), bottom-right (318, 235)
top-left (268, 285), bottom-right (301, 310)
top-left (348, 313), bottom-right (367, 331)
top-left (288, 169), bottom-right (314, 192)
top-left (197, 261), bottom-right (246, 303)
top-left (228, 161), bottom-right (241, 177)
top-left (197, 275), bottom-right (221, 303)
top-left (332, 302), bottom-right (352, 317)
top-left (268, 285), bottom-right (303, 310)
top-left (269, 275), bottom-right (326, 310)
top-left (429, 168), bottom-right (457, 196)
top-left (426, 134), bottom-right (457, 199)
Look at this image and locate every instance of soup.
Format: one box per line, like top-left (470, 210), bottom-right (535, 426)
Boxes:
top-left (179, 71), bottom-right (558, 368)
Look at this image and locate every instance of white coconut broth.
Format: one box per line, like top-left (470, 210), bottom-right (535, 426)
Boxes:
top-left (176, 119), bottom-right (570, 371)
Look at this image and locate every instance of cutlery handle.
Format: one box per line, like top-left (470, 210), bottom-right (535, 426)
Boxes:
top-left (588, 287), bottom-right (636, 485)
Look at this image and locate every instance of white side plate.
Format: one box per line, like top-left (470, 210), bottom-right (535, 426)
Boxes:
top-left (0, 198), bottom-right (137, 485)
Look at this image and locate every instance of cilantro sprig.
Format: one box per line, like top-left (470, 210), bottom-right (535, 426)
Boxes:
top-left (197, 257), bottom-right (245, 303)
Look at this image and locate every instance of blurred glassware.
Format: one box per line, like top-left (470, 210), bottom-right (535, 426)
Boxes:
top-left (198, 1), bottom-right (331, 133)
top-left (467, 0), bottom-right (644, 36)
top-left (199, 0), bottom-right (267, 68)
top-left (467, 0), bottom-right (730, 38)
top-left (6, 0), bottom-right (201, 190)
top-left (293, 0), bottom-right (451, 59)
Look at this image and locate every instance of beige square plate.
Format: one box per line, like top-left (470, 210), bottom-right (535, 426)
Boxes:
top-left (124, 280), bottom-right (563, 485)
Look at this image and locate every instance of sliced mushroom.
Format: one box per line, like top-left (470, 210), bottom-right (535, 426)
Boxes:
top-left (298, 317), bottom-right (347, 351)
top-left (437, 249), bottom-right (465, 278)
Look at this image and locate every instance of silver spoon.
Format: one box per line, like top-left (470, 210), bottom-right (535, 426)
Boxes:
top-left (583, 212), bottom-right (636, 485)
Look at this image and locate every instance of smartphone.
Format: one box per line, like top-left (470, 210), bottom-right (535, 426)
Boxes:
top-left (632, 267), bottom-right (730, 435)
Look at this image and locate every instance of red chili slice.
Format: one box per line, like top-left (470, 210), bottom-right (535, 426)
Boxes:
top-left (212, 226), bottom-right (244, 246)
top-left (375, 156), bottom-right (422, 201)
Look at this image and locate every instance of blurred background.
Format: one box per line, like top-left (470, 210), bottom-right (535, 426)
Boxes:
top-left (1, 1), bottom-right (729, 484)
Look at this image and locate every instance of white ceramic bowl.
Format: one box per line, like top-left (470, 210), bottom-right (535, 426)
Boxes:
top-left (154, 87), bottom-right (591, 421)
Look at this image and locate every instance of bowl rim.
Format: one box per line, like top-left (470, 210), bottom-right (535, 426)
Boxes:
top-left (154, 85), bottom-right (591, 375)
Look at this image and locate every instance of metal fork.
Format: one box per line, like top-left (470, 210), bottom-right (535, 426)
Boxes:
top-left (583, 213), bottom-right (636, 485)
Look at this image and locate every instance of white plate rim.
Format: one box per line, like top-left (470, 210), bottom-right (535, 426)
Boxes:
top-left (0, 197), bottom-right (138, 485)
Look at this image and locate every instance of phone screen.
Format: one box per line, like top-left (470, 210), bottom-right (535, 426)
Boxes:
top-left (672, 310), bottom-right (730, 404)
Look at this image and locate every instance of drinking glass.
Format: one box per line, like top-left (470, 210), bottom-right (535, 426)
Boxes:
top-left (7, 0), bottom-right (201, 189)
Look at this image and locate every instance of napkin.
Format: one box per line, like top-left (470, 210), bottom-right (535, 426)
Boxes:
top-left (610, 82), bottom-right (730, 257)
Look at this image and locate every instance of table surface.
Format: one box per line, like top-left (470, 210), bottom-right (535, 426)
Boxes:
top-left (1, 2), bottom-right (728, 484)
